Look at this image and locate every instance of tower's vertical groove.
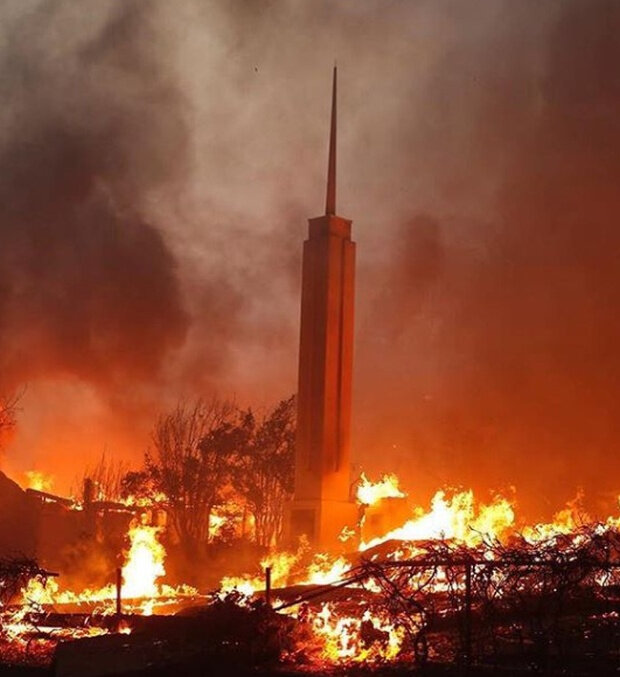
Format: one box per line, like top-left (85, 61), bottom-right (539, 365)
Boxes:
top-left (325, 66), bottom-right (337, 216)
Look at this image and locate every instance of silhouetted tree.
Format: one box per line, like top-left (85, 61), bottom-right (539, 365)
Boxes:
top-left (121, 468), bottom-right (158, 502)
top-left (0, 391), bottom-right (20, 448)
top-left (76, 451), bottom-right (130, 503)
top-left (145, 398), bottom-right (246, 553)
top-left (124, 396), bottom-right (296, 552)
top-left (0, 557), bottom-right (51, 606)
top-left (236, 396), bottom-right (295, 547)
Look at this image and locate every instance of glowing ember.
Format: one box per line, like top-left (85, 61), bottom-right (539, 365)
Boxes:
top-left (300, 602), bottom-right (407, 663)
top-left (3, 470), bottom-right (620, 670)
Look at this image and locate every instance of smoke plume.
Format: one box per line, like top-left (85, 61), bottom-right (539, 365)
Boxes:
top-left (0, 0), bottom-right (618, 517)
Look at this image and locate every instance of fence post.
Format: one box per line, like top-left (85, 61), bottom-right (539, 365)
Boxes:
top-left (463, 562), bottom-right (472, 667)
top-left (115, 567), bottom-right (122, 616)
top-left (265, 566), bottom-right (272, 607)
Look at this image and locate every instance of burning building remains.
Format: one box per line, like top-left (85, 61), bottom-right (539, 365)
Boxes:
top-left (1, 1), bottom-right (620, 675)
top-left (1, 465), bottom-right (619, 673)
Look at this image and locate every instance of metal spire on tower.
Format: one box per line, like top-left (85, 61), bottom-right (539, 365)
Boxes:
top-left (325, 65), bottom-right (337, 216)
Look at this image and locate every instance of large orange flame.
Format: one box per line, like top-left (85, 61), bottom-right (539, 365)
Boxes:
top-left (121, 524), bottom-right (166, 599)
top-left (356, 472), bottom-right (405, 506)
top-left (4, 469), bottom-right (620, 668)
top-left (360, 488), bottom-right (515, 550)
top-left (23, 470), bottom-right (54, 493)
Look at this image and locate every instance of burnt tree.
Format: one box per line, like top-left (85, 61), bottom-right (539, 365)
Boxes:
top-left (236, 396), bottom-right (295, 547)
top-left (146, 398), bottom-right (242, 554)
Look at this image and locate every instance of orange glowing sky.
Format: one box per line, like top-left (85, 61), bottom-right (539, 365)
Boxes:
top-left (1, 0), bottom-right (619, 519)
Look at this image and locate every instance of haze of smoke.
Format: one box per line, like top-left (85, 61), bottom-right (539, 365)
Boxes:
top-left (0, 0), bottom-right (618, 517)
top-left (357, 0), bottom-right (620, 516)
top-left (0, 1), bottom-right (244, 473)
top-left (0, 0), bottom-right (189, 394)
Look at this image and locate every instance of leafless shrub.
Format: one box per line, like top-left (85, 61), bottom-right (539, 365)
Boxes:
top-left (356, 524), bottom-right (620, 668)
top-left (0, 557), bottom-right (50, 607)
top-left (74, 451), bottom-right (131, 503)
top-left (0, 390), bottom-right (22, 448)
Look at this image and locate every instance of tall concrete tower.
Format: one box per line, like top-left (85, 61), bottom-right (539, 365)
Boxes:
top-left (288, 67), bottom-right (358, 548)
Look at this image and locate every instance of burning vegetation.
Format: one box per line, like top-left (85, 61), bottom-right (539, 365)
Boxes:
top-left (1, 457), bottom-right (619, 673)
top-left (1, 3), bottom-right (620, 675)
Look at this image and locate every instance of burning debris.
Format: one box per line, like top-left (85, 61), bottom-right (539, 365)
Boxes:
top-left (0, 557), bottom-right (55, 608)
top-left (0, 5), bottom-right (619, 676)
top-left (24, 471), bottom-right (55, 494)
top-left (0, 472), bottom-right (618, 673)
top-left (357, 472), bottom-right (406, 507)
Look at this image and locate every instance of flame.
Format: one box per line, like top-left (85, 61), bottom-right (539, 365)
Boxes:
top-left (221, 548), bottom-right (303, 595)
top-left (18, 520), bottom-right (197, 617)
top-left (288, 602), bottom-right (408, 664)
top-left (3, 469), bottom-right (620, 669)
top-left (121, 523), bottom-right (166, 599)
top-left (24, 470), bottom-right (54, 493)
top-left (360, 488), bottom-right (515, 550)
top-left (306, 553), bottom-right (351, 585)
top-left (356, 472), bottom-right (405, 506)
top-left (121, 491), bottom-right (168, 508)
top-left (522, 492), bottom-right (591, 542)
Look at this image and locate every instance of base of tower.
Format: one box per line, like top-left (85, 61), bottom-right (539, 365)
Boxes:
top-left (283, 498), bottom-right (360, 551)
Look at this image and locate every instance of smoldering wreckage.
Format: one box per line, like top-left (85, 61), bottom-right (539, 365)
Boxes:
top-left (1, 464), bottom-right (620, 676)
top-left (0, 65), bottom-right (618, 676)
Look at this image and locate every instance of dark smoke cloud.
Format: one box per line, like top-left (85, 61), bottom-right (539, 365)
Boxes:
top-left (0, 0), bottom-right (189, 393)
top-left (459, 0), bottom-right (620, 512)
top-left (0, 0), bottom-right (618, 516)
top-left (371, 215), bottom-right (444, 339)
top-left (0, 0), bottom-right (208, 478)
top-left (357, 0), bottom-right (620, 517)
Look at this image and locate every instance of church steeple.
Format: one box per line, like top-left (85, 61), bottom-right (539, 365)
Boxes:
top-left (325, 65), bottom-right (337, 216)
top-left (287, 66), bottom-right (357, 549)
